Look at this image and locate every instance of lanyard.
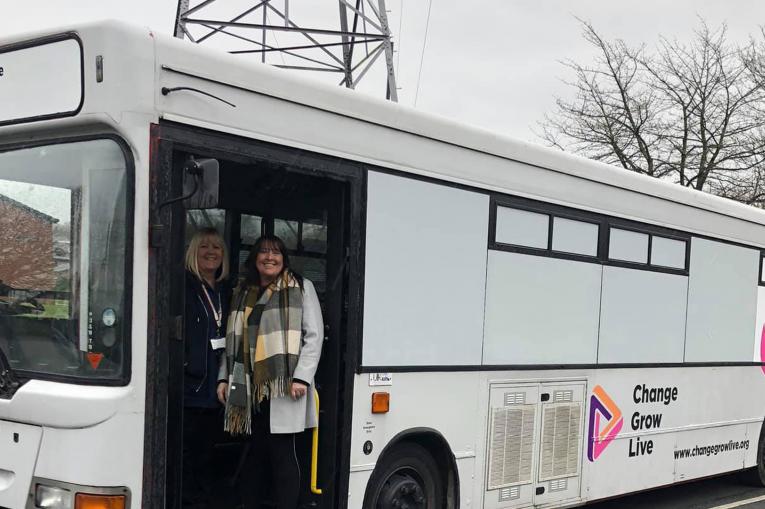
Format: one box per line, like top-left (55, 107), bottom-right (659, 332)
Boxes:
top-left (201, 284), bottom-right (222, 332)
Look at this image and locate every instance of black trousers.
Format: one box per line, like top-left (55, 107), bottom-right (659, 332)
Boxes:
top-left (243, 399), bottom-right (302, 509)
top-left (182, 406), bottom-right (221, 509)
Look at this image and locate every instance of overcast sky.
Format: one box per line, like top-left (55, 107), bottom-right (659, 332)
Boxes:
top-left (2, 1), bottom-right (765, 143)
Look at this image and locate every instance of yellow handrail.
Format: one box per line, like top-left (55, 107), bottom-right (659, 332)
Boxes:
top-left (311, 389), bottom-right (322, 495)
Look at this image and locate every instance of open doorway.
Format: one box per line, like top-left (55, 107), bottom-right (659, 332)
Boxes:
top-left (157, 130), bottom-right (362, 509)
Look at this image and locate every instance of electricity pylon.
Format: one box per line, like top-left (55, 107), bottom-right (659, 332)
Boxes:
top-left (174, 0), bottom-right (398, 101)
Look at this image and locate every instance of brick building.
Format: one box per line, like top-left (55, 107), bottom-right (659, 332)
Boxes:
top-left (0, 194), bottom-right (58, 292)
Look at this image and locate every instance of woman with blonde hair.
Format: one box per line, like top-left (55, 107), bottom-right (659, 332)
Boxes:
top-left (182, 227), bottom-right (231, 509)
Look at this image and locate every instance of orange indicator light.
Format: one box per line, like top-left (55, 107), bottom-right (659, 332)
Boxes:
top-left (75, 493), bottom-right (126, 509)
top-left (371, 392), bottom-right (390, 413)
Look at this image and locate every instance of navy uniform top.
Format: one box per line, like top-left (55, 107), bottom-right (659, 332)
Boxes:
top-left (184, 271), bottom-right (230, 408)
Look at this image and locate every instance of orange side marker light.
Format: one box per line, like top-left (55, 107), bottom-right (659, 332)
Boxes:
top-left (75, 493), bottom-right (126, 509)
top-left (372, 392), bottom-right (390, 414)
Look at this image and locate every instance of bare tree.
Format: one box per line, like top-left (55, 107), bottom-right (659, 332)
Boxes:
top-left (539, 20), bottom-right (765, 205)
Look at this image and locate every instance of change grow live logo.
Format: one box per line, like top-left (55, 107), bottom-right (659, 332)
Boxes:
top-left (587, 385), bottom-right (623, 462)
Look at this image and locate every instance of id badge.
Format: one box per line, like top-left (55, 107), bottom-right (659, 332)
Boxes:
top-left (210, 337), bottom-right (226, 351)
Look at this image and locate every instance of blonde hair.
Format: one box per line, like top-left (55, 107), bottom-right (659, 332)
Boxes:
top-left (185, 227), bottom-right (229, 282)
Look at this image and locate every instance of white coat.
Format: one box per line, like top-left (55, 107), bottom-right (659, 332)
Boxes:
top-left (219, 278), bottom-right (324, 434)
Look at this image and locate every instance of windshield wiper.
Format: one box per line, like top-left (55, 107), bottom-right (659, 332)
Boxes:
top-left (0, 280), bottom-right (27, 398)
top-left (0, 348), bottom-right (19, 399)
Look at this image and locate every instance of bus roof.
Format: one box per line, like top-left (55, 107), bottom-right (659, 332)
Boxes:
top-left (4, 19), bottom-right (765, 238)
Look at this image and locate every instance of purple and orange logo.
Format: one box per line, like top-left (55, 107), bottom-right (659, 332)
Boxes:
top-left (587, 385), bottom-right (623, 462)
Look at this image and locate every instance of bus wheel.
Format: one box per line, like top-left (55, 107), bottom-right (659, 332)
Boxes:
top-left (364, 442), bottom-right (444, 509)
top-left (753, 424), bottom-right (765, 485)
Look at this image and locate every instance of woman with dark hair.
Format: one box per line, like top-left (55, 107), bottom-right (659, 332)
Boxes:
top-left (217, 234), bottom-right (323, 509)
top-left (183, 227), bottom-right (231, 509)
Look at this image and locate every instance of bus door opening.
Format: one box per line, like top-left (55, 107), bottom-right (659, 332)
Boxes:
top-left (172, 153), bottom-right (351, 509)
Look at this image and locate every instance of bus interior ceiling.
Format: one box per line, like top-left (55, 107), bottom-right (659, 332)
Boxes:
top-left (181, 157), bottom-right (348, 509)
top-left (220, 160), bottom-right (334, 225)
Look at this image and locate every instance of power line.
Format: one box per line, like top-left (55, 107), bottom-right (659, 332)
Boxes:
top-left (414, 0), bottom-right (433, 108)
top-left (395, 0), bottom-right (403, 78)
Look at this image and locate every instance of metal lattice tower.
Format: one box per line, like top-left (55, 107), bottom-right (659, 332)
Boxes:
top-left (174, 0), bottom-right (398, 101)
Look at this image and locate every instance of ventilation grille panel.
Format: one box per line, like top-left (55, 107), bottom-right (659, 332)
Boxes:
top-left (549, 478), bottom-right (568, 492)
top-left (487, 405), bottom-right (535, 489)
top-left (504, 392), bottom-right (526, 405)
top-left (553, 390), bottom-right (573, 402)
top-left (538, 403), bottom-right (582, 481)
top-left (498, 486), bottom-right (521, 501)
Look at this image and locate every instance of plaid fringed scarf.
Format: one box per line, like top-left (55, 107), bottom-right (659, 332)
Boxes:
top-left (224, 271), bottom-right (303, 435)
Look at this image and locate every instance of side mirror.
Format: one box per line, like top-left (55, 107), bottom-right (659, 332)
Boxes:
top-left (183, 157), bottom-right (220, 209)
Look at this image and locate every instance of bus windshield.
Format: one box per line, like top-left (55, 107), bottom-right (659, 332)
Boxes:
top-left (0, 139), bottom-right (130, 382)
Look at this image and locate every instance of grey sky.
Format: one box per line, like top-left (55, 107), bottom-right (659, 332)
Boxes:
top-left (2, 0), bottom-right (765, 143)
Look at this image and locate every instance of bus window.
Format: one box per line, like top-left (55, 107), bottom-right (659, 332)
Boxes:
top-left (238, 214), bottom-right (264, 276)
top-left (302, 221), bottom-right (327, 254)
top-left (275, 218), bottom-right (299, 250)
top-left (240, 214), bottom-right (263, 245)
top-left (291, 219), bottom-right (328, 295)
top-left (185, 209), bottom-right (226, 240)
top-left (0, 139), bottom-right (130, 381)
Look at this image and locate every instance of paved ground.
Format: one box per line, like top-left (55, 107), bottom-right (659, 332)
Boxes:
top-left (587, 472), bottom-right (765, 509)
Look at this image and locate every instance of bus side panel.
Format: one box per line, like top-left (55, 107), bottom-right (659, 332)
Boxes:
top-left (33, 412), bottom-right (144, 492)
top-left (753, 286), bottom-right (765, 362)
top-left (362, 170), bottom-right (489, 368)
top-left (349, 368), bottom-right (765, 508)
top-left (348, 372), bottom-right (483, 509)
top-left (745, 420), bottom-right (762, 468)
top-left (347, 469), bottom-right (373, 509)
top-left (582, 366), bottom-right (765, 503)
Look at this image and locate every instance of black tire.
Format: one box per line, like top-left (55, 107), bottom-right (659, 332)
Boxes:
top-left (363, 442), bottom-right (445, 509)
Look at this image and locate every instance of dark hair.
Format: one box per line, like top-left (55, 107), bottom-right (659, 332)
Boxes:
top-left (244, 234), bottom-right (303, 289)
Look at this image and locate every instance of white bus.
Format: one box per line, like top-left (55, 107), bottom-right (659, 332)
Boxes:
top-left (1, 19), bottom-right (765, 509)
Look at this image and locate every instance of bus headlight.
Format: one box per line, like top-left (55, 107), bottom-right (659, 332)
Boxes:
top-left (31, 479), bottom-right (129, 509)
top-left (35, 484), bottom-right (73, 508)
